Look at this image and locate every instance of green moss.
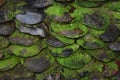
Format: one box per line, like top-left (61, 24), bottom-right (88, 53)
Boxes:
top-left (45, 3), bottom-right (70, 17)
top-left (51, 22), bottom-right (88, 38)
top-left (71, 6), bottom-right (93, 22)
top-left (0, 55), bottom-right (20, 71)
top-left (6, 11), bottom-right (14, 21)
top-left (0, 48), bottom-right (11, 59)
top-left (77, 34), bottom-right (105, 49)
top-left (0, 37), bottom-right (9, 50)
top-left (48, 44), bottom-right (79, 57)
top-left (57, 49), bottom-right (91, 69)
top-left (51, 32), bottom-right (75, 45)
top-left (9, 44), bottom-right (40, 57)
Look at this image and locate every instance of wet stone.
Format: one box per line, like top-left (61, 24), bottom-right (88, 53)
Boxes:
top-left (9, 30), bottom-right (39, 46)
top-left (17, 22), bottom-right (48, 37)
top-left (108, 41), bottom-right (120, 51)
top-left (0, 23), bottom-right (15, 36)
top-left (84, 13), bottom-right (106, 30)
top-left (0, 10), bottom-right (14, 23)
top-left (46, 36), bottom-right (66, 47)
top-left (53, 13), bottom-right (73, 23)
top-left (24, 49), bottom-right (54, 72)
top-left (100, 24), bottom-right (120, 42)
top-left (0, 64), bottom-right (34, 80)
top-left (25, 0), bottom-right (53, 8)
top-left (15, 5), bottom-right (45, 25)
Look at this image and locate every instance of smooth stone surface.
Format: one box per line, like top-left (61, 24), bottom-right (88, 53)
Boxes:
top-left (16, 6), bottom-right (45, 25)
top-left (17, 23), bottom-right (48, 37)
top-left (0, 23), bottom-right (15, 36)
top-left (84, 13), bottom-right (106, 30)
top-left (108, 41), bottom-right (120, 51)
top-left (24, 49), bottom-right (54, 72)
top-left (9, 30), bottom-right (39, 46)
top-left (53, 13), bottom-right (72, 23)
top-left (26, 0), bottom-right (53, 8)
top-left (46, 36), bottom-right (66, 47)
top-left (100, 24), bottom-right (120, 42)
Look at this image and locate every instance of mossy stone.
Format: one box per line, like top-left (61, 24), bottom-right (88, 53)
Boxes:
top-left (0, 36), bottom-right (9, 50)
top-left (57, 49), bottom-right (91, 69)
top-left (0, 48), bottom-right (11, 60)
top-left (0, 55), bottom-right (20, 71)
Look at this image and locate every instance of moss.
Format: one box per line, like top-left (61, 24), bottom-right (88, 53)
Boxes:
top-left (45, 3), bottom-right (70, 17)
top-left (48, 44), bottom-right (79, 57)
top-left (50, 32), bottom-right (75, 45)
top-left (9, 44), bottom-right (40, 57)
top-left (0, 55), bottom-right (20, 71)
top-left (0, 48), bottom-right (11, 59)
top-left (77, 34), bottom-right (105, 49)
top-left (51, 22), bottom-right (88, 38)
top-left (57, 49), bottom-right (91, 69)
top-left (0, 37), bottom-right (9, 50)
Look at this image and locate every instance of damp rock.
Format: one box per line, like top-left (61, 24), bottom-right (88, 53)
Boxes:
top-left (23, 49), bottom-right (54, 72)
top-left (46, 35), bottom-right (66, 47)
top-left (16, 22), bottom-right (48, 37)
top-left (0, 64), bottom-right (34, 80)
top-left (9, 30), bottom-right (39, 46)
top-left (51, 22), bottom-right (88, 38)
top-left (0, 22), bottom-right (15, 36)
top-left (48, 44), bottom-right (79, 57)
top-left (84, 13), bottom-right (109, 30)
top-left (0, 56), bottom-right (20, 71)
top-left (108, 41), bottom-right (120, 51)
top-left (25, 0), bottom-right (53, 8)
top-left (77, 34), bottom-right (105, 49)
top-left (9, 43), bottom-right (41, 57)
top-left (88, 49), bottom-right (117, 62)
top-left (0, 36), bottom-right (9, 50)
top-left (15, 5), bottom-right (45, 25)
top-left (57, 49), bottom-right (91, 69)
top-left (100, 24), bottom-right (120, 42)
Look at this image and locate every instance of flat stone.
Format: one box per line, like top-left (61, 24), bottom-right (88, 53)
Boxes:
top-left (0, 23), bottom-right (15, 36)
top-left (100, 24), bottom-right (120, 42)
top-left (108, 41), bottom-right (120, 51)
top-left (46, 36), bottom-right (66, 47)
top-left (16, 5), bottom-right (45, 25)
top-left (17, 22), bottom-right (48, 37)
top-left (24, 49), bottom-right (54, 72)
top-left (25, 0), bottom-right (53, 8)
top-left (9, 30), bottom-right (39, 46)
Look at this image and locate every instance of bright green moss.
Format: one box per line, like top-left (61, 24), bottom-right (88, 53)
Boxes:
top-left (107, 2), bottom-right (120, 12)
top-left (45, 4), bottom-right (70, 17)
top-left (51, 22), bottom-right (88, 38)
top-left (0, 56), bottom-right (20, 71)
top-left (9, 44), bottom-right (40, 57)
top-left (57, 49), bottom-right (91, 69)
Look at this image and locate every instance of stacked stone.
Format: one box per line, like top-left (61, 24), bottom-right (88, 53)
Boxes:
top-left (0, 0), bottom-right (120, 80)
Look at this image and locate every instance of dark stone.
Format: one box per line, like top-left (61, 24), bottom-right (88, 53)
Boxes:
top-left (79, 71), bottom-right (89, 77)
top-left (16, 5), bottom-right (45, 25)
top-left (0, 0), bottom-right (5, 7)
top-left (46, 36), bottom-right (66, 47)
top-left (83, 42), bottom-right (101, 49)
top-left (62, 49), bottom-right (73, 57)
top-left (25, 0), bottom-right (53, 8)
top-left (108, 41), bottom-right (120, 51)
top-left (53, 13), bottom-right (72, 23)
top-left (84, 13), bottom-right (105, 30)
top-left (100, 24), bottom-right (120, 42)
top-left (0, 23), bottom-right (15, 36)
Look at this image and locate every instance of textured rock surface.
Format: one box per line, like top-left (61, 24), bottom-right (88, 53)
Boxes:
top-left (0, 0), bottom-right (120, 80)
